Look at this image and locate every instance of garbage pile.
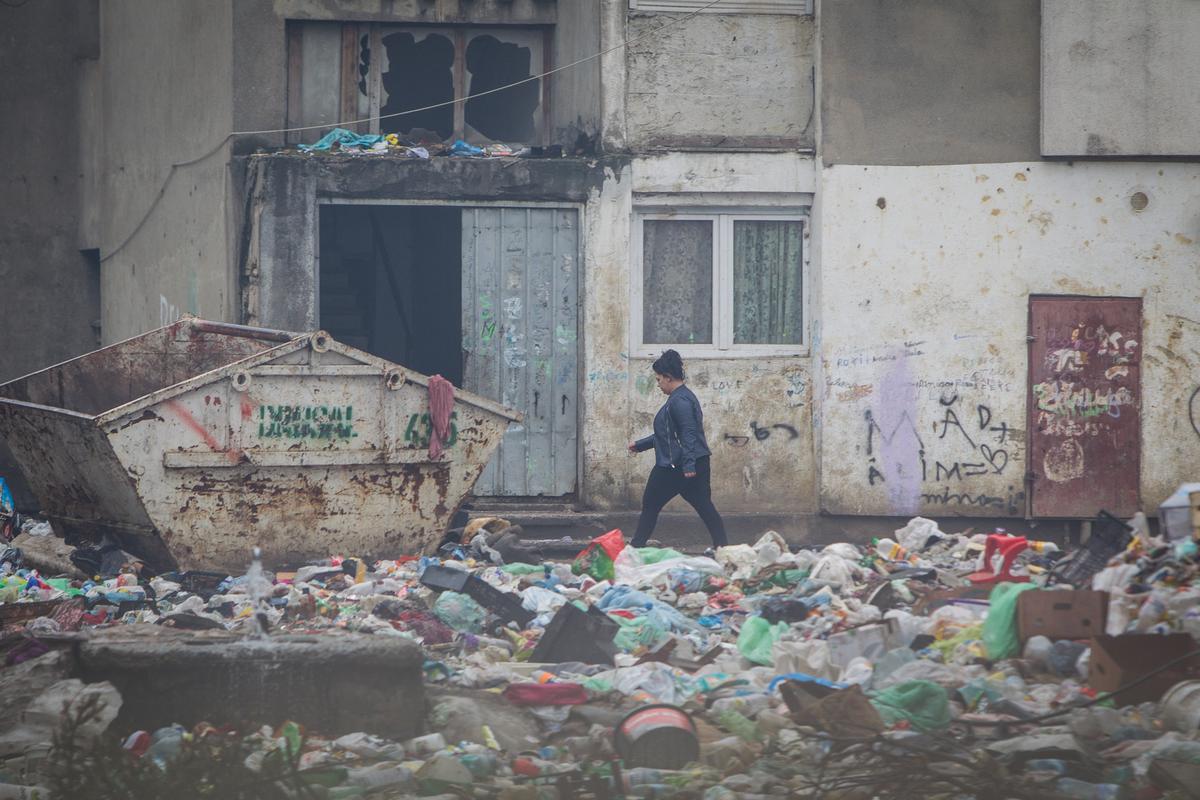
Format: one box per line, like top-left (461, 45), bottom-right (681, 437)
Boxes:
top-left (1, 514), bottom-right (1200, 798)
top-left (293, 126), bottom-right (574, 160)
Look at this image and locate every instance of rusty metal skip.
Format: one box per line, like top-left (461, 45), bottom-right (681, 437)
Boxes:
top-left (0, 318), bottom-right (521, 572)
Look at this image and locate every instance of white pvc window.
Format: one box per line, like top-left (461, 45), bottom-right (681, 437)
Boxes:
top-left (632, 212), bottom-right (808, 357)
top-left (630, 0), bottom-right (812, 14)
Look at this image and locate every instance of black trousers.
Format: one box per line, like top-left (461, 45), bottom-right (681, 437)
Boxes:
top-left (630, 456), bottom-right (728, 548)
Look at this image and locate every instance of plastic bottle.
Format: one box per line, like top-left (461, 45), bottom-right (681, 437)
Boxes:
top-left (1023, 635), bottom-right (1053, 667)
top-left (345, 763), bottom-right (414, 791)
top-left (624, 768), bottom-right (663, 787)
top-left (1049, 640), bottom-right (1088, 676)
top-left (1054, 778), bottom-right (1125, 799)
top-left (1025, 759), bottom-right (1070, 775)
top-left (1027, 539), bottom-right (1060, 554)
top-left (403, 732), bottom-right (446, 757)
top-left (459, 752), bottom-right (499, 778)
top-left (872, 538), bottom-right (918, 565)
top-left (145, 726), bottom-right (185, 767)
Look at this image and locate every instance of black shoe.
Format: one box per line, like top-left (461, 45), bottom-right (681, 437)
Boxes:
top-left (703, 547), bottom-right (716, 559)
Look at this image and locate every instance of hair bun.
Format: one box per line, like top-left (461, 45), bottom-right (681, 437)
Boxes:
top-left (652, 349), bottom-right (685, 380)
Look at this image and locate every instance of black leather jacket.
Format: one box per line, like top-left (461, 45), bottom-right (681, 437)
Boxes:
top-left (633, 384), bottom-right (712, 473)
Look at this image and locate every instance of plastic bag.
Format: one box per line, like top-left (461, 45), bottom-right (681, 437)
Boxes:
top-left (614, 547), bottom-right (722, 588)
top-left (612, 615), bottom-right (668, 652)
top-left (597, 585), bottom-right (702, 633)
top-left (433, 591), bottom-right (486, 633)
top-left (637, 547), bottom-right (685, 564)
top-left (572, 529), bottom-right (626, 581)
top-left (737, 617), bottom-right (788, 666)
top-left (808, 554), bottom-right (859, 586)
top-left (520, 586), bottom-right (567, 615)
top-left (981, 582), bottom-right (1038, 660)
top-left (716, 545), bottom-right (759, 580)
top-left (502, 682), bottom-right (588, 706)
top-left (894, 517), bottom-right (945, 552)
top-left (870, 680), bottom-right (951, 731)
top-left (772, 638), bottom-right (838, 680)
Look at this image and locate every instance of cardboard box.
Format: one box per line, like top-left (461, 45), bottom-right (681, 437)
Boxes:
top-left (1089, 634), bottom-right (1200, 706)
top-left (1017, 590), bottom-right (1108, 643)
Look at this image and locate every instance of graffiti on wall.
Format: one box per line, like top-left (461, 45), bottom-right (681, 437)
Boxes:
top-left (723, 421), bottom-right (800, 448)
top-left (1032, 322), bottom-right (1139, 485)
top-left (864, 390), bottom-right (1024, 515)
top-left (1190, 387), bottom-right (1200, 440)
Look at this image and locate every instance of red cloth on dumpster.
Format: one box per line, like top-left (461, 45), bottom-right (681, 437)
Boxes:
top-left (428, 375), bottom-right (455, 460)
top-left (502, 682), bottom-right (589, 706)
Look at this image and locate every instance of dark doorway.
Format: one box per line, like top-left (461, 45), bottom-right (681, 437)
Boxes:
top-left (318, 205), bottom-right (463, 385)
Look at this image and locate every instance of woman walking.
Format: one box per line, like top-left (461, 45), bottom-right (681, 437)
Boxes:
top-left (627, 350), bottom-right (728, 554)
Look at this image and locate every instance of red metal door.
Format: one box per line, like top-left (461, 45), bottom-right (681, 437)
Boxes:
top-left (1028, 297), bottom-right (1141, 517)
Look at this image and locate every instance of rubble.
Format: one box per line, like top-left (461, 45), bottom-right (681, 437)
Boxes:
top-left (0, 514), bottom-right (1195, 797)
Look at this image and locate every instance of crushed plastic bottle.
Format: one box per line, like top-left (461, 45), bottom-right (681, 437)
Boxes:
top-left (1054, 778), bottom-right (1127, 799)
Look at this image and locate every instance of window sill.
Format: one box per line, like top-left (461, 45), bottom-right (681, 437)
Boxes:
top-left (633, 346), bottom-right (810, 359)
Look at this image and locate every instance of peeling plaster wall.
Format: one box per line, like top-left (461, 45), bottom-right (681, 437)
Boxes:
top-left (98, 0), bottom-right (235, 343)
top-left (818, 161), bottom-right (1200, 517)
top-left (580, 152), bottom-right (819, 513)
top-left (624, 11), bottom-right (815, 151)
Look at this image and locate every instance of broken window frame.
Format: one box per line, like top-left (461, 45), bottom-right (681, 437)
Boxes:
top-left (631, 209), bottom-right (810, 358)
top-left (286, 21), bottom-right (552, 146)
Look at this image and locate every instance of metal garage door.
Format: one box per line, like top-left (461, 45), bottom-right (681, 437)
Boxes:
top-left (461, 207), bottom-right (579, 496)
top-left (1028, 296), bottom-right (1141, 517)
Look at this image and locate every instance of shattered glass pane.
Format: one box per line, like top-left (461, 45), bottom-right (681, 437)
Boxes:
top-left (380, 31), bottom-right (455, 140)
top-left (464, 35), bottom-right (540, 142)
top-left (643, 220), bottom-right (714, 345)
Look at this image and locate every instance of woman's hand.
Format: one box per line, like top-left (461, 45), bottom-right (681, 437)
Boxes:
top-left (683, 471), bottom-right (696, 478)
top-left (627, 442), bottom-right (638, 454)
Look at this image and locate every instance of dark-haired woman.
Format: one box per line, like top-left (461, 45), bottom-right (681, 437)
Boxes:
top-left (627, 350), bottom-right (728, 554)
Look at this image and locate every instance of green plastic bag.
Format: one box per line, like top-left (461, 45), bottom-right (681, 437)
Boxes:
top-left (981, 582), bottom-right (1038, 660)
top-left (635, 547), bottom-right (685, 564)
top-left (870, 680), bottom-right (951, 732)
top-left (500, 563), bottom-right (543, 576)
top-left (737, 616), bottom-right (788, 665)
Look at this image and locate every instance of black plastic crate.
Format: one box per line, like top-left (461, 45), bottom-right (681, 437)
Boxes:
top-left (1053, 510), bottom-right (1134, 588)
top-left (530, 602), bottom-right (619, 665)
top-left (420, 564), bottom-right (535, 628)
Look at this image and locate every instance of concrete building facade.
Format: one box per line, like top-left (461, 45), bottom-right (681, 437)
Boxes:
top-left (2, 0), bottom-right (1198, 535)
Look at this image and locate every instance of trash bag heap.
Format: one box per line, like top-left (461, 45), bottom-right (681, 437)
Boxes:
top-left (2, 512), bottom-right (1200, 798)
